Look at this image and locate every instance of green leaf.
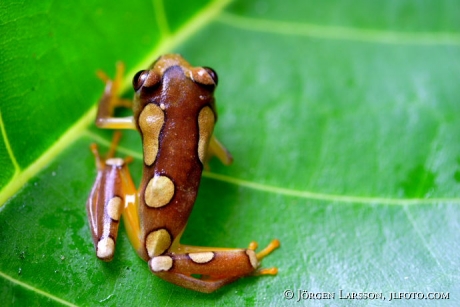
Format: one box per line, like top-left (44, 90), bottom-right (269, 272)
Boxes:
top-left (1, 0), bottom-right (460, 306)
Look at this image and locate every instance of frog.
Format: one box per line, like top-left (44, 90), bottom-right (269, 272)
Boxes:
top-left (86, 54), bottom-right (279, 293)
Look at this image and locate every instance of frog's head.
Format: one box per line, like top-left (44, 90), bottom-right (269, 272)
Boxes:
top-left (132, 54), bottom-right (219, 129)
top-left (132, 54), bottom-right (218, 92)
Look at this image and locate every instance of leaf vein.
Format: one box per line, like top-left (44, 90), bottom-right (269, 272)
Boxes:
top-left (82, 132), bottom-right (460, 206)
top-left (120, 0), bottom-right (235, 93)
top-left (0, 271), bottom-right (79, 307)
top-left (402, 206), bottom-right (445, 273)
top-left (218, 12), bottom-right (460, 46)
top-left (0, 110), bottom-right (20, 174)
top-left (203, 172), bottom-right (460, 205)
top-left (153, 0), bottom-right (171, 38)
top-left (0, 106), bottom-right (96, 207)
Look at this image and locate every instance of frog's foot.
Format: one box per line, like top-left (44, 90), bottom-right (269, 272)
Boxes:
top-left (203, 136), bottom-right (233, 170)
top-left (87, 132), bottom-right (135, 261)
top-left (90, 132), bottom-right (132, 170)
top-left (148, 240), bottom-right (280, 293)
top-left (96, 62), bottom-right (132, 108)
top-left (95, 62), bottom-right (136, 129)
top-left (249, 239), bottom-right (280, 275)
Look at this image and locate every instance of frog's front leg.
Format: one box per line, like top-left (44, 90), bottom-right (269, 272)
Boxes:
top-left (202, 136), bottom-right (234, 169)
top-left (86, 133), bottom-right (138, 261)
top-left (148, 239), bottom-right (280, 293)
top-left (95, 62), bottom-right (136, 130)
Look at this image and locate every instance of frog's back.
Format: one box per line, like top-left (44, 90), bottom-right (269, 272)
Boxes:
top-left (135, 64), bottom-right (217, 260)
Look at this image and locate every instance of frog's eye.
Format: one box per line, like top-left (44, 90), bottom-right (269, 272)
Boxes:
top-left (203, 67), bottom-right (218, 86)
top-left (133, 70), bottom-right (161, 90)
top-left (133, 70), bottom-right (149, 91)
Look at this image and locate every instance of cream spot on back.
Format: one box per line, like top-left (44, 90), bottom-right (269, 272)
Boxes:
top-left (149, 256), bottom-right (173, 272)
top-left (106, 196), bottom-right (122, 221)
top-left (146, 229), bottom-right (171, 257)
top-left (246, 249), bottom-right (258, 269)
top-left (197, 106), bottom-right (215, 164)
top-left (105, 158), bottom-right (124, 166)
top-left (188, 252), bottom-right (215, 264)
top-left (139, 104), bottom-right (164, 166)
top-left (97, 237), bottom-right (115, 259)
top-left (145, 175), bottom-right (174, 208)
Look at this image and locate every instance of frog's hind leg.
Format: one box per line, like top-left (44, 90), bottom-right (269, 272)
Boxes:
top-left (149, 240), bottom-right (280, 293)
top-left (86, 133), bottom-right (137, 261)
